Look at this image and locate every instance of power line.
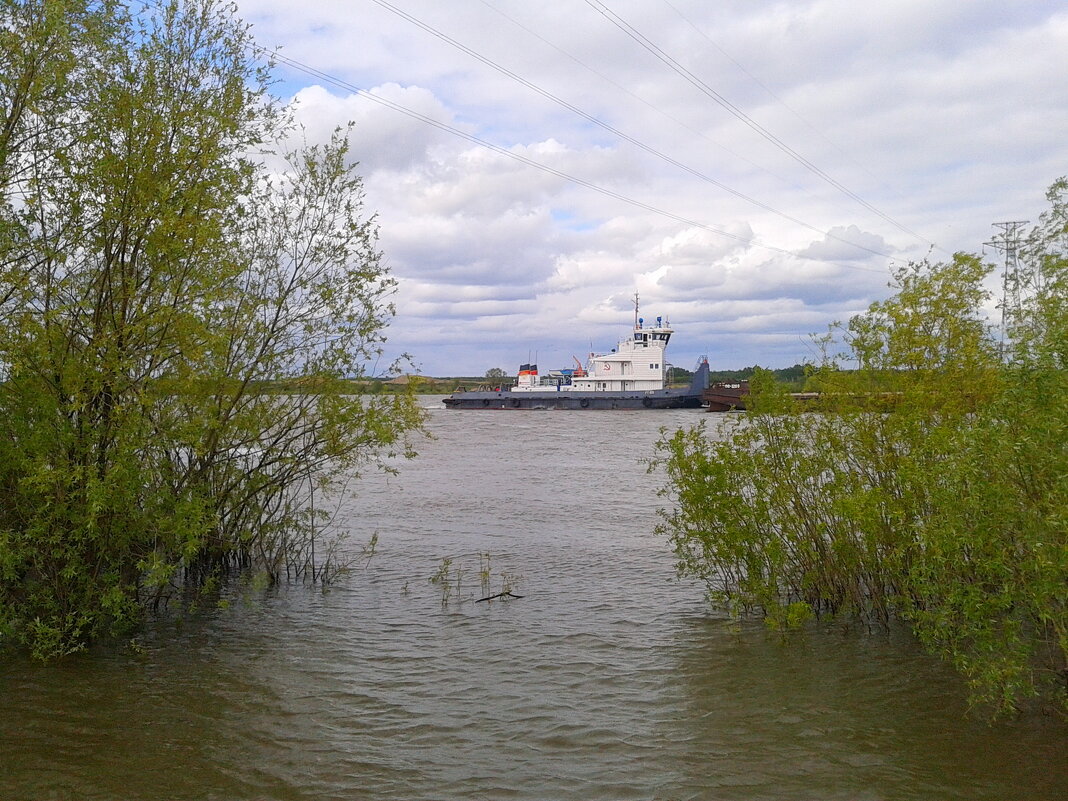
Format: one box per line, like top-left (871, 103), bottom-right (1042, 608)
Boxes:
top-left (130, 0), bottom-right (909, 272)
top-left (477, 0), bottom-right (795, 185)
top-left (367, 0), bottom-right (892, 259)
top-left (582, 0), bottom-right (934, 249)
top-left (662, 0), bottom-right (891, 193)
top-left (264, 46), bottom-right (887, 273)
top-left (264, 51), bottom-right (752, 248)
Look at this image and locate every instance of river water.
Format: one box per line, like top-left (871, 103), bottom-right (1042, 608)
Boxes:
top-left (3, 400), bottom-right (1067, 800)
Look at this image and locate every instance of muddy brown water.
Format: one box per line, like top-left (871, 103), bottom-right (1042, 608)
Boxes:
top-left (3, 401), bottom-right (1066, 800)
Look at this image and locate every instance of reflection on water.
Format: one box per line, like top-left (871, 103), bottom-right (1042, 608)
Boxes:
top-left (2, 401), bottom-right (1066, 800)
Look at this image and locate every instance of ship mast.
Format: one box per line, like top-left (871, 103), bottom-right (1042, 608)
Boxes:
top-left (633, 292), bottom-right (640, 329)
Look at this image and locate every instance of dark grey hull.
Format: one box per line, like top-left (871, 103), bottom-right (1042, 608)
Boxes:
top-left (444, 361), bottom-right (710, 410)
top-left (443, 389), bottom-right (703, 410)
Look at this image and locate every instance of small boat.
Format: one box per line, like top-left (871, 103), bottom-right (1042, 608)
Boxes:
top-left (443, 303), bottom-right (709, 410)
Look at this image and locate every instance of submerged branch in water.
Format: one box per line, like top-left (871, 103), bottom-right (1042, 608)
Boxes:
top-left (476, 591), bottom-right (524, 603)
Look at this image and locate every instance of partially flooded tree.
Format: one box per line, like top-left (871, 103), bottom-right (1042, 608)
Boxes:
top-left (655, 184), bottom-right (1068, 716)
top-left (0, 0), bottom-right (423, 658)
top-left (903, 182), bottom-right (1068, 715)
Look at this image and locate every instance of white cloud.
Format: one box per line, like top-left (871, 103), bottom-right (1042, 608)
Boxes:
top-left (798, 225), bottom-right (893, 261)
top-left (288, 83), bottom-right (456, 171)
top-left (234, 0), bottom-right (1068, 374)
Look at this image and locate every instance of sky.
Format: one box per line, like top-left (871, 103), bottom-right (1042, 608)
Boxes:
top-left (234, 0), bottom-right (1068, 377)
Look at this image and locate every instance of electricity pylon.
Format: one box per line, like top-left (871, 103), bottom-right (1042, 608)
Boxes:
top-left (985, 220), bottom-right (1030, 357)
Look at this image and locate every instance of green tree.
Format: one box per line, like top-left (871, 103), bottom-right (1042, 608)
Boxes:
top-left (484, 367), bottom-right (507, 382)
top-left (0, 0), bottom-right (117, 317)
top-left (0, 0), bottom-right (116, 184)
top-left (901, 182), bottom-right (1068, 713)
top-left (0, 0), bottom-right (423, 659)
top-left (655, 185), bottom-right (1068, 715)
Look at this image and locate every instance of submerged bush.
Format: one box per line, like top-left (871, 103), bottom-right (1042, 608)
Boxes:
top-left (0, 1), bottom-right (424, 658)
top-left (656, 181), bottom-right (1068, 716)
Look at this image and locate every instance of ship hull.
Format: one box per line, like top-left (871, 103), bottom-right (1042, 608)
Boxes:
top-left (442, 389), bottom-right (704, 410)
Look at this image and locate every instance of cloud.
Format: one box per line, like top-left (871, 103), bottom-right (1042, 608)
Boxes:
top-left (288, 83), bottom-right (456, 171)
top-left (797, 225), bottom-right (893, 261)
top-left (233, 0), bottom-right (1068, 374)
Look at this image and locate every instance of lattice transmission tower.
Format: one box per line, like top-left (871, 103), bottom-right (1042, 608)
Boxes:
top-left (985, 220), bottom-right (1030, 355)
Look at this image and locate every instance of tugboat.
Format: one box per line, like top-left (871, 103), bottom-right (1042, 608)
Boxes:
top-left (443, 299), bottom-right (709, 410)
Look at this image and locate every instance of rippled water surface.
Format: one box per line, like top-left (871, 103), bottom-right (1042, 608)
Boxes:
top-left (3, 401), bottom-right (1067, 800)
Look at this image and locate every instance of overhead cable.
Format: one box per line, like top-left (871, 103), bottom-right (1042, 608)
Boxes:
top-left (582, 0), bottom-right (933, 248)
top-left (368, 0), bottom-right (892, 259)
